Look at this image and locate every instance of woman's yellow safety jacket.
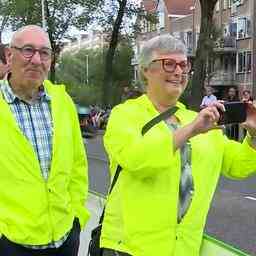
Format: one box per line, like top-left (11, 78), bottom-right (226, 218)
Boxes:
top-left (101, 94), bottom-right (256, 256)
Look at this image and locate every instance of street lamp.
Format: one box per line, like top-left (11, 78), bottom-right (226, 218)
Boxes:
top-left (85, 54), bottom-right (89, 85)
top-left (41, 0), bottom-right (47, 30)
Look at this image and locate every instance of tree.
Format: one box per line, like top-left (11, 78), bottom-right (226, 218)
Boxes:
top-left (189, 0), bottom-right (218, 110)
top-left (0, 0), bottom-right (13, 43)
top-left (96, 0), bottom-right (155, 106)
top-left (56, 42), bottom-right (133, 106)
top-left (4, 0), bottom-right (102, 81)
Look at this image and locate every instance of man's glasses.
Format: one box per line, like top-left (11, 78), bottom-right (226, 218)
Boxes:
top-left (152, 58), bottom-right (191, 74)
top-left (11, 45), bottom-right (52, 61)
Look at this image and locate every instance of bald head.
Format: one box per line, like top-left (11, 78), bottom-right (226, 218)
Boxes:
top-left (10, 25), bottom-right (51, 49)
top-left (6, 25), bottom-right (52, 99)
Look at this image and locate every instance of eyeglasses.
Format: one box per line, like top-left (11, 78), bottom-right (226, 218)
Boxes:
top-left (11, 45), bottom-right (52, 61)
top-left (152, 58), bottom-right (191, 74)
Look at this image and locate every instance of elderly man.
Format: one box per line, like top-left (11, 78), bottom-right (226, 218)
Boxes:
top-left (0, 25), bottom-right (90, 256)
top-left (100, 34), bottom-right (256, 256)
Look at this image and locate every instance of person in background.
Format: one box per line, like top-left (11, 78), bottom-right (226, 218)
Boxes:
top-left (224, 86), bottom-right (240, 140)
top-left (100, 34), bottom-right (256, 256)
top-left (0, 25), bottom-right (90, 256)
top-left (241, 89), bottom-right (254, 138)
top-left (200, 86), bottom-right (217, 109)
top-left (225, 86), bottom-right (239, 102)
top-left (242, 89), bottom-right (253, 103)
top-left (0, 43), bottom-right (9, 79)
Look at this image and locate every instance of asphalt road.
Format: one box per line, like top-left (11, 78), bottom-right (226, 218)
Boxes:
top-left (85, 135), bottom-right (256, 255)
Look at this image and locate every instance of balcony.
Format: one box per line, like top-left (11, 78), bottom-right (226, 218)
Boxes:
top-left (214, 36), bottom-right (237, 53)
top-left (131, 56), bottom-right (138, 66)
top-left (187, 46), bottom-right (196, 57)
top-left (208, 71), bottom-right (237, 86)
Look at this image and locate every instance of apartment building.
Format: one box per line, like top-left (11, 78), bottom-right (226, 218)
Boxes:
top-left (61, 30), bottom-right (106, 54)
top-left (132, 0), bottom-right (193, 82)
top-left (210, 0), bottom-right (254, 98)
top-left (134, 0), bottom-right (256, 99)
top-left (170, 0), bottom-right (256, 98)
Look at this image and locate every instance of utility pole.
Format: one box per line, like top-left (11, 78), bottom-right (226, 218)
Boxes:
top-left (41, 0), bottom-right (47, 30)
top-left (85, 54), bottom-right (89, 85)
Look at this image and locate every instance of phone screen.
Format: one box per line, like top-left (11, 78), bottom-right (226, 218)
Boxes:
top-left (218, 102), bottom-right (247, 125)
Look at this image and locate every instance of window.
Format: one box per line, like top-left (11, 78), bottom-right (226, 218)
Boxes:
top-left (232, 0), bottom-right (244, 5)
top-left (187, 31), bottom-right (193, 49)
top-left (229, 22), bottom-right (237, 37)
top-left (229, 17), bottom-right (251, 39)
top-left (158, 11), bottom-right (165, 29)
top-left (224, 57), bottom-right (229, 72)
top-left (247, 52), bottom-right (252, 72)
top-left (215, 1), bottom-right (220, 11)
top-left (237, 18), bottom-right (245, 38)
top-left (237, 51), bottom-right (251, 73)
top-left (223, 0), bottom-right (231, 9)
top-left (237, 17), bottom-right (251, 38)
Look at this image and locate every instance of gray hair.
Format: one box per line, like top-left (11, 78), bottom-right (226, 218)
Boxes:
top-left (10, 25), bottom-right (51, 48)
top-left (138, 34), bottom-right (187, 84)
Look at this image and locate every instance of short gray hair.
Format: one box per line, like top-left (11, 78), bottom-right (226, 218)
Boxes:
top-left (10, 25), bottom-right (51, 48)
top-left (138, 34), bottom-right (187, 84)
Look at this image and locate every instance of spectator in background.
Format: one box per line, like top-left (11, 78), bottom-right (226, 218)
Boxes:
top-left (242, 89), bottom-right (253, 103)
top-left (0, 43), bottom-right (9, 79)
top-left (200, 86), bottom-right (217, 109)
top-left (226, 86), bottom-right (239, 102)
top-left (122, 86), bottom-right (143, 101)
top-left (241, 89), bottom-right (254, 138)
top-left (224, 86), bottom-right (240, 140)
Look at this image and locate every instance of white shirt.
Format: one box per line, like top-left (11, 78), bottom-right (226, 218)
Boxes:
top-left (200, 94), bottom-right (217, 107)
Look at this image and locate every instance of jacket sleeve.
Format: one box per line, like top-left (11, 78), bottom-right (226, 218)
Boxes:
top-left (221, 135), bottom-right (256, 179)
top-left (103, 105), bottom-right (179, 179)
top-left (68, 96), bottom-right (90, 229)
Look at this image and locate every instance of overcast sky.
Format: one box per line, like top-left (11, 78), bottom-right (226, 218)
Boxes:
top-left (1, 0), bottom-right (142, 44)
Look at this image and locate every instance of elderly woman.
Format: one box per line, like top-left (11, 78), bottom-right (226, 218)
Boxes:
top-left (100, 34), bottom-right (256, 256)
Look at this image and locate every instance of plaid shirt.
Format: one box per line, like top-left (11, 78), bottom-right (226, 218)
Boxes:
top-left (0, 80), bottom-right (69, 249)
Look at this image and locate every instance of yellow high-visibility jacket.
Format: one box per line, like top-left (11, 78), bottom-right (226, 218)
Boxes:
top-left (0, 80), bottom-right (90, 245)
top-left (101, 94), bottom-right (256, 256)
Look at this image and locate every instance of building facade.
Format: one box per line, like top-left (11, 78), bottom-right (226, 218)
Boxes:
top-left (134, 0), bottom-right (255, 100)
top-left (132, 0), bottom-right (194, 83)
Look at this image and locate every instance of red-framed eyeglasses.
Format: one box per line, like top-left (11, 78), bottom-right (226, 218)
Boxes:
top-left (152, 58), bottom-right (191, 74)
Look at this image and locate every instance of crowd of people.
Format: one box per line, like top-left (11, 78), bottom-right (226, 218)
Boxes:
top-left (200, 85), bottom-right (255, 140)
top-left (0, 25), bottom-right (256, 256)
top-left (77, 105), bottom-right (111, 138)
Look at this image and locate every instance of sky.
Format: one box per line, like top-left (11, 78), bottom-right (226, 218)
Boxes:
top-left (1, 0), bottom-right (142, 44)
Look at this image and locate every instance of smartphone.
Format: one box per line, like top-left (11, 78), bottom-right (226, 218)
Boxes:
top-left (218, 101), bottom-right (247, 125)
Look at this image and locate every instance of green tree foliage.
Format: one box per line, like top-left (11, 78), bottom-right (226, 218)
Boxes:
top-left (0, 0), bottom-right (12, 42)
top-left (56, 41), bottom-right (133, 106)
top-left (0, 0), bottom-right (102, 80)
top-left (97, 0), bottom-right (156, 106)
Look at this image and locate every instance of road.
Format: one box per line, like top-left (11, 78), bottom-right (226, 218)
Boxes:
top-left (84, 134), bottom-right (256, 255)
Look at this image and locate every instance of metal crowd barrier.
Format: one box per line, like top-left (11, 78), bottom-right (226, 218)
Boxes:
top-left (200, 234), bottom-right (250, 256)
